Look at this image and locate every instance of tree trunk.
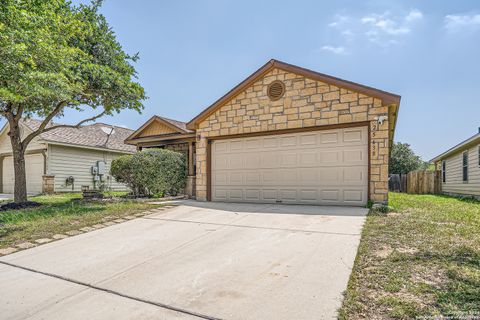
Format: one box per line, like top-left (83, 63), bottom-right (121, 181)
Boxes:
top-left (8, 119), bottom-right (28, 203)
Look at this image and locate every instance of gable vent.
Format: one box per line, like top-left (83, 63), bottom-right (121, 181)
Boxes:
top-left (267, 80), bottom-right (285, 101)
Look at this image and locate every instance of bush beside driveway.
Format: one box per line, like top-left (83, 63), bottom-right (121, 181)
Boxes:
top-left (340, 193), bottom-right (480, 319)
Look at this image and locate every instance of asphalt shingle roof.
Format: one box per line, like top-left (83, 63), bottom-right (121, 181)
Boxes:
top-left (22, 118), bottom-right (136, 153)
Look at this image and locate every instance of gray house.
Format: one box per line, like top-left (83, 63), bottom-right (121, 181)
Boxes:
top-left (0, 119), bottom-right (135, 194)
top-left (431, 128), bottom-right (480, 199)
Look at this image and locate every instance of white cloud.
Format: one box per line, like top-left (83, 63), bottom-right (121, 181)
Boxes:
top-left (325, 9), bottom-right (423, 51)
top-left (321, 45), bottom-right (347, 55)
top-left (361, 13), bottom-right (413, 35)
top-left (328, 15), bottom-right (349, 27)
top-left (444, 14), bottom-right (480, 32)
top-left (405, 9), bottom-right (423, 22)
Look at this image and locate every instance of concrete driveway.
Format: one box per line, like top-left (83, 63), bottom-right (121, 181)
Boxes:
top-left (0, 201), bottom-right (367, 320)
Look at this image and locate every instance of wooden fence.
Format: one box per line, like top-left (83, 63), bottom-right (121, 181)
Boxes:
top-left (389, 171), bottom-right (442, 195)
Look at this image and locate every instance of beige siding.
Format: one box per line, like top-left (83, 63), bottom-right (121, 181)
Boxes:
top-left (0, 124), bottom-right (46, 154)
top-left (442, 143), bottom-right (480, 196)
top-left (2, 154), bottom-right (44, 194)
top-left (48, 144), bottom-right (129, 192)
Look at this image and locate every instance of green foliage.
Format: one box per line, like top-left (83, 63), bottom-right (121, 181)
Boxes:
top-left (110, 149), bottom-right (187, 197)
top-left (0, 0), bottom-right (146, 118)
top-left (389, 142), bottom-right (428, 174)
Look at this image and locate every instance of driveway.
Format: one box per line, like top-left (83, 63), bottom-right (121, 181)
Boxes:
top-left (0, 201), bottom-right (367, 320)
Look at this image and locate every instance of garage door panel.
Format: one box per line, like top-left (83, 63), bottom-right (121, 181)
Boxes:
top-left (2, 154), bottom-right (43, 194)
top-left (299, 152), bottom-right (317, 166)
top-left (321, 150), bottom-right (340, 163)
top-left (343, 190), bottom-right (364, 203)
top-left (299, 133), bottom-right (317, 146)
top-left (229, 189), bottom-right (243, 201)
top-left (229, 157), bottom-right (243, 169)
top-left (320, 131), bottom-right (340, 144)
top-left (245, 189), bottom-right (260, 201)
top-left (344, 167), bottom-right (367, 184)
top-left (261, 189), bottom-right (277, 201)
top-left (214, 141), bottom-right (229, 152)
top-left (343, 128), bottom-right (366, 144)
top-left (262, 171), bottom-right (277, 184)
top-left (343, 148), bottom-right (367, 163)
top-left (280, 135), bottom-right (297, 147)
top-left (279, 189), bottom-right (297, 202)
top-left (245, 172), bottom-right (261, 185)
top-left (229, 140), bottom-right (243, 151)
top-left (211, 126), bottom-right (368, 206)
top-left (280, 152), bottom-right (297, 167)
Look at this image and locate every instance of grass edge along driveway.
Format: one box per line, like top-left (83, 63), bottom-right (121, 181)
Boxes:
top-left (339, 192), bottom-right (480, 319)
top-left (0, 193), bottom-right (161, 250)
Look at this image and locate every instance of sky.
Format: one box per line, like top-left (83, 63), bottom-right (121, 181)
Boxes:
top-left (40, 1), bottom-right (480, 160)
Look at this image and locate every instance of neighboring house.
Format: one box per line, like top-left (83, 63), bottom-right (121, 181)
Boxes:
top-left (431, 129), bottom-right (480, 199)
top-left (126, 59), bottom-right (401, 206)
top-left (0, 119), bottom-right (136, 194)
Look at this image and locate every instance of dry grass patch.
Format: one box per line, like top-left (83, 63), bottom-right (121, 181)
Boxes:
top-left (339, 193), bottom-right (480, 319)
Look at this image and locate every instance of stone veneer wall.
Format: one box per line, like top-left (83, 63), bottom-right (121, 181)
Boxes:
top-left (194, 68), bottom-right (391, 203)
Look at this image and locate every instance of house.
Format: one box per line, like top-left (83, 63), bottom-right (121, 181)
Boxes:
top-left (0, 119), bottom-right (136, 194)
top-left (431, 128), bottom-right (480, 199)
top-left (126, 59), bottom-right (401, 206)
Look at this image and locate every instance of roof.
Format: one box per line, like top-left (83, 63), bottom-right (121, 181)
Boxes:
top-left (430, 131), bottom-right (480, 163)
top-left (157, 116), bottom-right (193, 133)
top-left (124, 115), bottom-right (194, 144)
top-left (186, 59), bottom-right (401, 130)
top-left (21, 118), bottom-right (136, 153)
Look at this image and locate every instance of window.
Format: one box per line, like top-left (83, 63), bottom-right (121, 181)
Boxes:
top-left (442, 160), bottom-right (446, 183)
top-left (478, 146), bottom-right (480, 166)
top-left (463, 151), bottom-right (469, 182)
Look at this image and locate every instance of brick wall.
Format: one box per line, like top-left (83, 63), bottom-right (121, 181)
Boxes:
top-left (195, 68), bottom-right (391, 203)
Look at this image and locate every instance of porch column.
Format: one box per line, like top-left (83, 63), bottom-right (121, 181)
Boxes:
top-left (185, 141), bottom-right (196, 198)
top-left (188, 141), bottom-right (194, 176)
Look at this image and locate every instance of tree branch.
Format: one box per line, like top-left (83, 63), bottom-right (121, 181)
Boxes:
top-left (14, 103), bottom-right (24, 121)
top-left (21, 101), bottom-right (67, 147)
top-left (41, 110), bottom-right (107, 134)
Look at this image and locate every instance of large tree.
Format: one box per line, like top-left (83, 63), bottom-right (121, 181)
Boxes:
top-left (389, 142), bottom-right (428, 174)
top-left (0, 0), bottom-right (146, 202)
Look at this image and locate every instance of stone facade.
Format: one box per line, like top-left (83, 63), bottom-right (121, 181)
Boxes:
top-left (194, 68), bottom-right (391, 203)
top-left (42, 175), bottom-right (55, 194)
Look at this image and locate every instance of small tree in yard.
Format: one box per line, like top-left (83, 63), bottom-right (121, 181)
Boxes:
top-left (111, 149), bottom-right (187, 198)
top-left (389, 142), bottom-right (428, 174)
top-left (0, 0), bottom-right (146, 203)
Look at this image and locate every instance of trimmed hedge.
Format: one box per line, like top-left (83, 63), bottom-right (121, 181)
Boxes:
top-left (110, 148), bottom-right (186, 197)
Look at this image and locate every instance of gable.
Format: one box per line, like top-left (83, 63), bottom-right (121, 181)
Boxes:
top-left (0, 122), bottom-right (46, 154)
top-left (197, 67), bottom-right (384, 133)
top-left (137, 121), bottom-right (179, 137)
top-left (187, 59), bottom-right (400, 130)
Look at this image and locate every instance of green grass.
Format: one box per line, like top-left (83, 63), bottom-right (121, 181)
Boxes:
top-left (0, 193), bottom-right (161, 249)
top-left (339, 193), bottom-right (480, 319)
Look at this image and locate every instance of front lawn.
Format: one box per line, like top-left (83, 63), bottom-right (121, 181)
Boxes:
top-left (340, 193), bottom-right (480, 319)
top-left (0, 193), bottom-right (161, 249)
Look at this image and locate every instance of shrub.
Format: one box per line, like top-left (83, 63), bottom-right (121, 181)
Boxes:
top-left (110, 149), bottom-right (187, 197)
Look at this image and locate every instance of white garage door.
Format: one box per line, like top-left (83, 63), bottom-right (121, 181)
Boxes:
top-left (212, 126), bottom-right (368, 206)
top-left (2, 154), bottom-right (44, 194)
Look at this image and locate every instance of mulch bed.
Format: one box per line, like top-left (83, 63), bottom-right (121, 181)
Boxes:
top-left (0, 201), bottom-right (42, 211)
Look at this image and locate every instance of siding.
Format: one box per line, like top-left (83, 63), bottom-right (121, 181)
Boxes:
top-left (0, 125), bottom-right (46, 154)
top-left (48, 144), bottom-right (129, 192)
top-left (442, 143), bottom-right (480, 196)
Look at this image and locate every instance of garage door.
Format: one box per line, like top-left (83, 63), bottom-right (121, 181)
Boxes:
top-left (2, 154), bottom-right (44, 194)
top-left (211, 126), bottom-right (368, 206)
